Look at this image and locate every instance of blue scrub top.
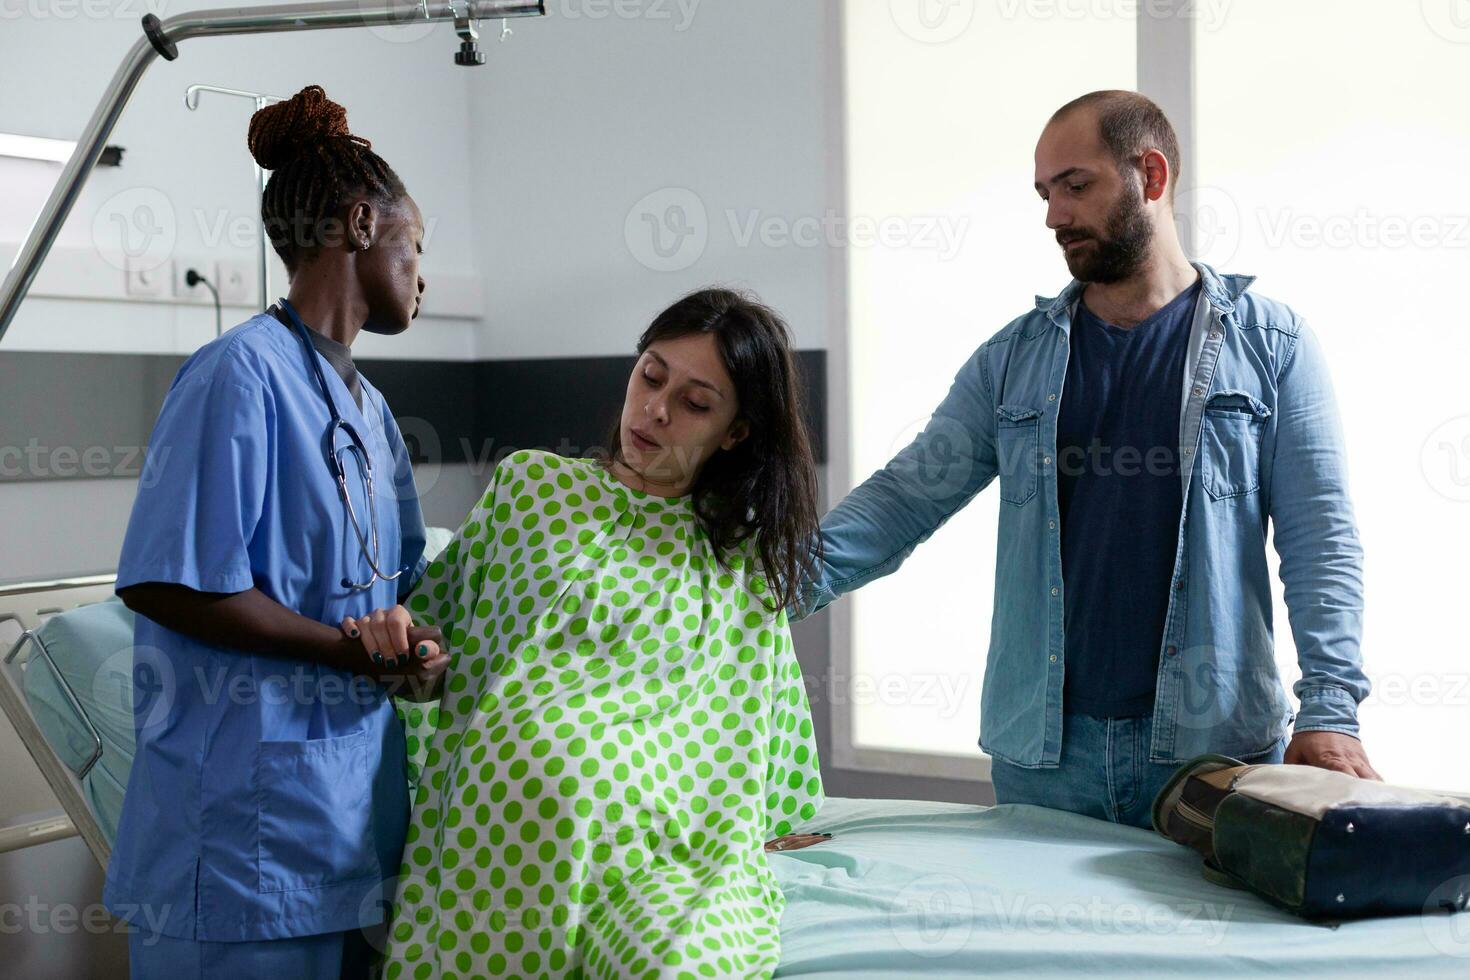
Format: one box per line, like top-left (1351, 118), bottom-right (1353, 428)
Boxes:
top-left (103, 313), bottom-right (427, 942)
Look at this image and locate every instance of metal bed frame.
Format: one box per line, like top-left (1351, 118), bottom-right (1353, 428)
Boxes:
top-left (0, 574), bottom-right (120, 868)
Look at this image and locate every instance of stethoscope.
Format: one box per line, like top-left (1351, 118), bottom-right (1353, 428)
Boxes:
top-left (277, 297), bottom-right (403, 592)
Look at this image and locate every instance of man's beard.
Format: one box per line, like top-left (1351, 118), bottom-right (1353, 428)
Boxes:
top-left (1059, 176), bottom-right (1152, 284)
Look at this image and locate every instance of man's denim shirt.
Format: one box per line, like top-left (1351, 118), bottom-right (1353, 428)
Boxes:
top-left (793, 262), bottom-right (1368, 767)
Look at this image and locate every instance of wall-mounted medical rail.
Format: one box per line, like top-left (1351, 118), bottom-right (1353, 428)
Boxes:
top-left (0, 0), bottom-right (545, 346)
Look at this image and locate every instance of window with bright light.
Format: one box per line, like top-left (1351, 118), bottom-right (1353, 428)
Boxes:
top-left (1196, 0), bottom-right (1470, 792)
top-left (841, 2), bottom-right (1135, 773)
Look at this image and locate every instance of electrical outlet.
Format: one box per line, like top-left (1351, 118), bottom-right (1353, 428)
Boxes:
top-left (215, 258), bottom-right (254, 306)
top-left (173, 257), bottom-right (213, 304)
top-left (124, 257), bottom-right (168, 299)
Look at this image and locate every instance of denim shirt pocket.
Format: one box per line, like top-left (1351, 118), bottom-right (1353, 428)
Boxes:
top-left (995, 404), bottom-right (1042, 505)
top-left (1199, 389), bottom-right (1272, 500)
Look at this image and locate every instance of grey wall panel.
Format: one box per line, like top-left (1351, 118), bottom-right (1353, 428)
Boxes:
top-left (0, 350), bottom-right (827, 484)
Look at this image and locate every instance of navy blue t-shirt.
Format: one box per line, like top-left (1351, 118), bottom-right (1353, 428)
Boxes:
top-left (1057, 278), bottom-right (1200, 717)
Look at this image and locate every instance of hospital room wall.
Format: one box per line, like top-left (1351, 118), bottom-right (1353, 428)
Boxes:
top-left (0, 0), bottom-right (838, 569)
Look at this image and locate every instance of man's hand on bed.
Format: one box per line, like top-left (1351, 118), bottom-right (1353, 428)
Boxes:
top-left (340, 605), bottom-right (449, 701)
top-left (1283, 731), bottom-right (1382, 780)
top-left (764, 833), bottom-right (833, 853)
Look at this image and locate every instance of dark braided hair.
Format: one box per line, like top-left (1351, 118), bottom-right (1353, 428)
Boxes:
top-left (247, 85), bottom-right (407, 273)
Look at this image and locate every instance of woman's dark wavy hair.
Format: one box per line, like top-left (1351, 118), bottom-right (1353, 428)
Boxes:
top-left (603, 288), bottom-right (823, 615)
top-left (247, 85), bottom-right (406, 274)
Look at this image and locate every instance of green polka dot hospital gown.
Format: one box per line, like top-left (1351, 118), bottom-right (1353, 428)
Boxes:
top-left (386, 450), bottom-right (825, 979)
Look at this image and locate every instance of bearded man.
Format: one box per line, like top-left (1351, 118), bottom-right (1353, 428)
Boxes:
top-left (792, 90), bottom-right (1378, 826)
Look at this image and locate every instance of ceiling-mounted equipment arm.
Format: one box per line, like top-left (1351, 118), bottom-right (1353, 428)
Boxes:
top-left (0, 0), bottom-right (544, 346)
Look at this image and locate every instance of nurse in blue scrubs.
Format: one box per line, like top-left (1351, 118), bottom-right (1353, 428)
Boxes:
top-left (106, 85), bottom-right (448, 977)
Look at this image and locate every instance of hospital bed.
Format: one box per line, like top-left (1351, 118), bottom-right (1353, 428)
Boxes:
top-left (0, 573), bottom-right (120, 868)
top-left (2, 575), bottom-right (1466, 975)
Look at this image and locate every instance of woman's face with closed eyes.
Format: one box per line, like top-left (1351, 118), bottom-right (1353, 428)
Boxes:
top-left (614, 332), bottom-right (748, 497)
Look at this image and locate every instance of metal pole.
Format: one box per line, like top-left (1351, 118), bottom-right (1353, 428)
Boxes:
top-left (184, 84), bottom-right (285, 313)
top-left (0, 0), bottom-right (544, 345)
top-left (257, 120), bottom-right (270, 311)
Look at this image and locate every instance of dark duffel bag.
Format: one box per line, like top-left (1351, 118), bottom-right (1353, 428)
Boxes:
top-left (1152, 755), bottom-right (1470, 919)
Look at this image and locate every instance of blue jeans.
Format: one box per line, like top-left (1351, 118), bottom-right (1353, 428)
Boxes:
top-left (989, 711), bottom-right (1287, 829)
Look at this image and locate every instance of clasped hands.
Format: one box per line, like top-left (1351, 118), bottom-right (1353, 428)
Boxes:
top-left (340, 604), bottom-right (449, 702)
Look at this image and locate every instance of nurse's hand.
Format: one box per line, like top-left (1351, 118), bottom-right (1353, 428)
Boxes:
top-left (343, 605), bottom-right (436, 667)
top-left (341, 606), bottom-right (448, 699)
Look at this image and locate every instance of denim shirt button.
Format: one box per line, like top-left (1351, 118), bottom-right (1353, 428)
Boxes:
top-left (1050, 587), bottom-right (1059, 596)
top-left (1166, 645), bottom-right (1178, 657)
top-left (1049, 655), bottom-right (1058, 663)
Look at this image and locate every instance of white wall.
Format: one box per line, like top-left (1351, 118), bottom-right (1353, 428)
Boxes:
top-left (4, 0), bottom-right (836, 359)
top-left (461, 0), bottom-right (834, 357)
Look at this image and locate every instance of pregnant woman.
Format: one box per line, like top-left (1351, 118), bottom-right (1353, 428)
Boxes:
top-left (346, 288), bottom-right (828, 978)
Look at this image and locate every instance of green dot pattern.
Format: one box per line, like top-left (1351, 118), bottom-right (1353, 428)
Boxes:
top-left (386, 450), bottom-right (824, 979)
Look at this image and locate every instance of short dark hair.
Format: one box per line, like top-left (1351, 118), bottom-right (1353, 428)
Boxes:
top-left (1050, 90), bottom-right (1181, 202)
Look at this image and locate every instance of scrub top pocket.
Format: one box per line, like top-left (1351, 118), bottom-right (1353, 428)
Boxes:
top-left (996, 405), bottom-right (1042, 505)
top-left (256, 727), bottom-right (380, 893)
top-left (1199, 390), bottom-right (1272, 500)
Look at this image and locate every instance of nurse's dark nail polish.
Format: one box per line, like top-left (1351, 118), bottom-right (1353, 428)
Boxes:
top-left (350, 628), bottom-right (360, 637)
top-left (372, 652), bottom-right (383, 665)
top-left (417, 644), bottom-right (429, 658)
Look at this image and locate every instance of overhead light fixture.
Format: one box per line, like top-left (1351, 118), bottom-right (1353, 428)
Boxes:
top-left (0, 133), bottom-right (78, 164)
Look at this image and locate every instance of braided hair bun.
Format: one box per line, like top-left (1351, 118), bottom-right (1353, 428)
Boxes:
top-left (245, 85), bottom-right (406, 273)
top-left (247, 85), bottom-right (367, 171)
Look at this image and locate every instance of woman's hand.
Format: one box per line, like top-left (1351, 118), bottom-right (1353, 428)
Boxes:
top-left (763, 832), bottom-right (832, 853)
top-left (341, 605), bottom-right (450, 701)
